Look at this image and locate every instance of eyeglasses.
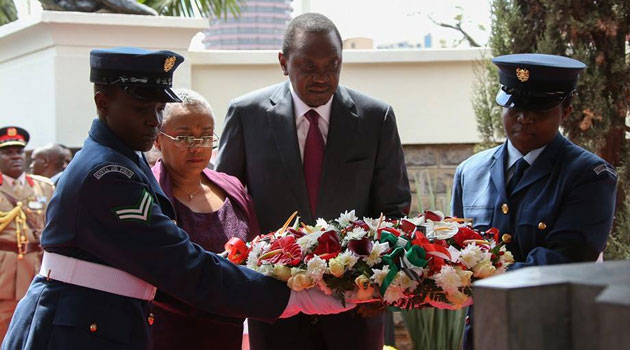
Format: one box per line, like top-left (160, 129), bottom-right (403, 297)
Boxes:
top-left (159, 131), bottom-right (219, 149)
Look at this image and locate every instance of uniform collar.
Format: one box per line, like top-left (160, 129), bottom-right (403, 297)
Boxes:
top-left (1, 172), bottom-right (25, 187)
top-left (88, 119), bottom-right (143, 165)
top-left (506, 140), bottom-right (546, 169)
top-left (289, 81), bottom-right (333, 123)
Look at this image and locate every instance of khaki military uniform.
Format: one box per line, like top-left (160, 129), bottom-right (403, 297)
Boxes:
top-left (0, 173), bottom-right (54, 339)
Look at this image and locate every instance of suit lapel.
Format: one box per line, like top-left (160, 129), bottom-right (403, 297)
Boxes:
top-left (317, 87), bottom-right (359, 218)
top-left (489, 144), bottom-right (509, 203)
top-left (267, 82), bottom-right (312, 222)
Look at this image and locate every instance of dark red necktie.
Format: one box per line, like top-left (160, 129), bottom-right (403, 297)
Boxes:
top-left (303, 109), bottom-right (325, 216)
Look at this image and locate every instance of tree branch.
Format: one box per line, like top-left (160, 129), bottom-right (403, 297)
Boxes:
top-left (427, 15), bottom-right (481, 47)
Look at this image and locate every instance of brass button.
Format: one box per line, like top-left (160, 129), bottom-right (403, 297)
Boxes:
top-left (501, 203), bottom-right (509, 214)
top-left (538, 222), bottom-right (547, 230)
top-left (147, 313), bottom-right (155, 326)
top-left (89, 323), bottom-right (98, 332)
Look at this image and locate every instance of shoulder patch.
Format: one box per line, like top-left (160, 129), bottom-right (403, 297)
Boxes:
top-left (593, 164), bottom-right (617, 177)
top-left (112, 188), bottom-right (154, 224)
top-left (93, 164), bottom-right (135, 180)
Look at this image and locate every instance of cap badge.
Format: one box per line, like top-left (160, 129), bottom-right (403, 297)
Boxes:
top-left (7, 128), bottom-right (16, 137)
top-left (163, 56), bottom-right (177, 72)
top-left (516, 68), bottom-right (530, 82)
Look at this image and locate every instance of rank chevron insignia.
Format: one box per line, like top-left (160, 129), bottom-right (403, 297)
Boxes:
top-left (112, 189), bottom-right (154, 224)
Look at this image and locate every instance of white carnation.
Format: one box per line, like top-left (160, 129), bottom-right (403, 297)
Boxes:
top-left (433, 265), bottom-right (463, 294)
top-left (296, 230), bottom-right (324, 252)
top-left (345, 227), bottom-right (367, 241)
top-left (371, 266), bottom-right (390, 286)
top-left (315, 218), bottom-right (330, 230)
top-left (246, 241), bottom-right (269, 269)
top-left (383, 284), bottom-right (406, 304)
top-left (337, 250), bottom-right (359, 269)
top-left (362, 217), bottom-right (393, 235)
top-left (394, 271), bottom-right (419, 291)
top-left (306, 255), bottom-right (327, 284)
top-left (366, 242), bottom-right (389, 266)
top-left (336, 210), bottom-right (357, 227)
top-left (458, 243), bottom-right (483, 269)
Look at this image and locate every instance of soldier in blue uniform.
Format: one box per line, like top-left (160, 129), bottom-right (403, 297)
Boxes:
top-left (452, 53), bottom-right (618, 349)
top-left (2, 47), bottom-right (352, 350)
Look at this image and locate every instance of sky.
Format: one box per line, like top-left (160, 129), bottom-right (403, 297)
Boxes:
top-left (15, 0), bottom-right (492, 48)
top-left (293, 0), bottom-right (492, 48)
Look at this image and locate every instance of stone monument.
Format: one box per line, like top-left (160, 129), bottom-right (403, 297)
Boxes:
top-left (473, 260), bottom-right (630, 350)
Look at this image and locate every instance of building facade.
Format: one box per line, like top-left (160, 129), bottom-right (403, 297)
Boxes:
top-left (203, 0), bottom-right (292, 50)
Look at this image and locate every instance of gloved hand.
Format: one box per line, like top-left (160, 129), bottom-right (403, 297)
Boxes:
top-left (280, 288), bottom-right (356, 318)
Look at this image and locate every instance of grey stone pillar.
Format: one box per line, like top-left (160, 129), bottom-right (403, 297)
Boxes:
top-left (473, 260), bottom-right (630, 350)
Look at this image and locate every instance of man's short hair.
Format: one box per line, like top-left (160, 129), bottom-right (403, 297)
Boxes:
top-left (282, 13), bottom-right (342, 56)
top-left (32, 143), bottom-right (66, 170)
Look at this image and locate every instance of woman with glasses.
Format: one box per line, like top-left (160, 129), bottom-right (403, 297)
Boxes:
top-left (150, 88), bottom-right (260, 350)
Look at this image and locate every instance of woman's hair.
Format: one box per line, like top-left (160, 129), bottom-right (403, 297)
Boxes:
top-left (162, 88), bottom-right (214, 127)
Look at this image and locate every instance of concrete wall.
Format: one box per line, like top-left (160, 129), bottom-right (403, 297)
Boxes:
top-left (0, 11), bottom-right (489, 149)
top-left (190, 48), bottom-right (487, 146)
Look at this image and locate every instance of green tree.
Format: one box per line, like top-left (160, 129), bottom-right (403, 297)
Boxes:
top-left (0, 0), bottom-right (242, 26)
top-left (0, 0), bottom-right (17, 26)
top-left (474, 0), bottom-right (630, 259)
top-left (140, 0), bottom-right (242, 18)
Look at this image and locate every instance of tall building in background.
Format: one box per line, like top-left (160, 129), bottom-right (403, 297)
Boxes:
top-left (203, 0), bottom-right (293, 49)
top-left (424, 33), bottom-right (432, 49)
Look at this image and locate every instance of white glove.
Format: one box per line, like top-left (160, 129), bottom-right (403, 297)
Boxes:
top-left (280, 288), bottom-right (356, 318)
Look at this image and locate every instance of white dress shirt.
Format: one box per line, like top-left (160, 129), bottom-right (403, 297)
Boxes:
top-left (506, 140), bottom-right (546, 182)
top-left (289, 83), bottom-right (333, 160)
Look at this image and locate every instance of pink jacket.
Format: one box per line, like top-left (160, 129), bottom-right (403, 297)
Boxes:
top-left (151, 159), bottom-right (260, 239)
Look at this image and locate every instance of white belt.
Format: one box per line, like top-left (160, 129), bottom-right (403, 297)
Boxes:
top-left (39, 252), bottom-right (157, 301)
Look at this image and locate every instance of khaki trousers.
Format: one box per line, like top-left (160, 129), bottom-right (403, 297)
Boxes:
top-left (0, 299), bottom-right (18, 344)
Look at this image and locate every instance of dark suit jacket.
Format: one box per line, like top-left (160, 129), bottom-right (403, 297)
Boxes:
top-left (2, 119), bottom-right (289, 350)
top-left (216, 81), bottom-right (411, 350)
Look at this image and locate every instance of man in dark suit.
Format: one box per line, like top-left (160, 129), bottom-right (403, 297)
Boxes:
top-left (451, 53), bottom-right (617, 350)
top-left (216, 13), bottom-right (411, 350)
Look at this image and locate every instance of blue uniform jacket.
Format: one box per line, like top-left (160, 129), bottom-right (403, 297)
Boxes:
top-left (2, 119), bottom-right (289, 350)
top-left (452, 134), bottom-right (617, 269)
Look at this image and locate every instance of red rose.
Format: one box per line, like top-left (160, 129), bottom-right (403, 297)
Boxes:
top-left (452, 226), bottom-right (484, 247)
top-left (424, 210), bottom-right (443, 222)
top-left (311, 230), bottom-right (342, 260)
top-left (350, 220), bottom-right (370, 231)
top-left (287, 227), bottom-right (306, 239)
top-left (348, 237), bottom-right (373, 257)
top-left (400, 219), bottom-right (417, 235)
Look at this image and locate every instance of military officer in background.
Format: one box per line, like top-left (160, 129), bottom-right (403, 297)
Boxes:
top-left (0, 126), bottom-right (54, 342)
top-left (2, 47), bottom-right (352, 350)
top-left (452, 53), bottom-right (618, 350)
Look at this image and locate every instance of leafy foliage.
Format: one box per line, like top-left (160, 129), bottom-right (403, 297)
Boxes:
top-left (474, 0), bottom-right (630, 259)
top-left (139, 0), bottom-right (242, 18)
top-left (0, 0), bottom-right (17, 26)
